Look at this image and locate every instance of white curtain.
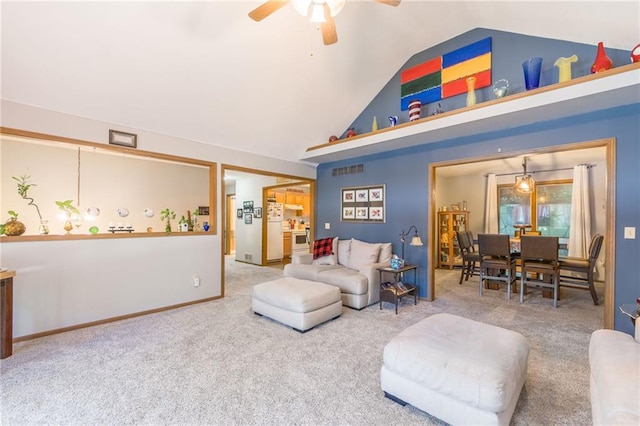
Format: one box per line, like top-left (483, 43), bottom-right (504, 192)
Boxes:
top-left (568, 165), bottom-right (592, 257)
top-left (484, 173), bottom-right (498, 234)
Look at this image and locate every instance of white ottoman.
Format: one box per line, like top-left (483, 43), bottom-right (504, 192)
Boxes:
top-left (381, 313), bottom-right (529, 426)
top-left (252, 277), bottom-right (342, 332)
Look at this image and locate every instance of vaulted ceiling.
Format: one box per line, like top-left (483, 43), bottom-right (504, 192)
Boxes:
top-left (2, 1), bottom-right (638, 164)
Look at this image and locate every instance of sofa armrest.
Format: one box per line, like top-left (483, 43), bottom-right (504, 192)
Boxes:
top-left (291, 253), bottom-right (313, 265)
top-left (359, 261), bottom-right (391, 305)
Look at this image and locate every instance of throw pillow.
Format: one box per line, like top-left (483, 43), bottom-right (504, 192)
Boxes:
top-left (347, 239), bottom-right (381, 270)
top-left (379, 243), bottom-right (393, 263)
top-left (312, 237), bottom-right (337, 265)
top-left (337, 239), bottom-right (352, 266)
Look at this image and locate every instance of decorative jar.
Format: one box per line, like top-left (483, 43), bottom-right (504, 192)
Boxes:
top-left (390, 257), bottom-right (405, 270)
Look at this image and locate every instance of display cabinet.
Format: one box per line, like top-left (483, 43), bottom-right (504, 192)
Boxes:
top-left (438, 211), bottom-right (470, 269)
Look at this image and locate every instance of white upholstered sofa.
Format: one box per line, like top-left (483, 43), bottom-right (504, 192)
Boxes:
top-left (589, 319), bottom-right (640, 425)
top-left (283, 238), bottom-right (392, 310)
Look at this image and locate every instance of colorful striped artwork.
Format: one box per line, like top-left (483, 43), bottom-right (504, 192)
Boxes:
top-left (400, 37), bottom-right (492, 110)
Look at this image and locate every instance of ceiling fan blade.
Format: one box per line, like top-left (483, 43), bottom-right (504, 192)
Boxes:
top-left (374, 0), bottom-right (401, 6)
top-left (248, 0), bottom-right (290, 22)
top-left (321, 7), bottom-right (338, 45)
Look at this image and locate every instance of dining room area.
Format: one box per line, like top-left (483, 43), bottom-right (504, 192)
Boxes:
top-left (432, 143), bottom-right (608, 312)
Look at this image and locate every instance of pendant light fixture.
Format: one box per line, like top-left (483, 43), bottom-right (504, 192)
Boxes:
top-left (515, 157), bottom-right (535, 193)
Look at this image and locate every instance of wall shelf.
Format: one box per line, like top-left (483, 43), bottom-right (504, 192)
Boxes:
top-left (302, 63), bottom-right (640, 164)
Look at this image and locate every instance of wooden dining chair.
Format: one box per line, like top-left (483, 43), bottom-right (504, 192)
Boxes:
top-left (519, 235), bottom-right (560, 307)
top-left (457, 231), bottom-right (480, 284)
top-left (477, 234), bottom-right (517, 300)
top-left (559, 234), bottom-right (604, 305)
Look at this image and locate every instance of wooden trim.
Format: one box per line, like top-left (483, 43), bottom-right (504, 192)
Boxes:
top-left (1, 127), bottom-right (216, 167)
top-left (1, 127), bottom-right (218, 238)
top-left (0, 231), bottom-right (212, 243)
top-left (604, 139), bottom-right (616, 329)
top-left (13, 296), bottom-right (222, 343)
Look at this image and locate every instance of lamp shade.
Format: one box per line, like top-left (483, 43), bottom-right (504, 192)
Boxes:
top-left (515, 175), bottom-right (535, 193)
top-left (514, 157), bottom-right (535, 193)
top-left (292, 0), bottom-right (345, 19)
top-left (410, 235), bottom-right (423, 246)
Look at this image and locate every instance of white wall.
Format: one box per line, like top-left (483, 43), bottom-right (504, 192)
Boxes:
top-left (235, 174), bottom-right (277, 264)
top-left (0, 100), bottom-right (316, 338)
top-left (4, 236), bottom-right (218, 337)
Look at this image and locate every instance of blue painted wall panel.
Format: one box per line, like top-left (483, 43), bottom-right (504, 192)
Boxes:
top-left (315, 28), bottom-right (638, 334)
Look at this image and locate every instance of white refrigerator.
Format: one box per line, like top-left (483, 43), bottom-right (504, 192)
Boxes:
top-left (266, 202), bottom-right (283, 261)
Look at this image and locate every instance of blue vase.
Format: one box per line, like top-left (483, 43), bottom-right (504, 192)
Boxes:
top-left (522, 57), bottom-right (543, 90)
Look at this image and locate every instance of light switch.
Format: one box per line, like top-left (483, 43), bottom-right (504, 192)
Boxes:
top-left (324, 223), bottom-right (331, 230)
top-left (624, 227), bottom-right (636, 239)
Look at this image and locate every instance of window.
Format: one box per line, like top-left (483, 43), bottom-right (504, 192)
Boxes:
top-left (498, 180), bottom-right (572, 240)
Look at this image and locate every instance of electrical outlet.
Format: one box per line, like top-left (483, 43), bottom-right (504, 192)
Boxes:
top-left (325, 223), bottom-right (330, 230)
top-left (193, 274), bottom-right (200, 287)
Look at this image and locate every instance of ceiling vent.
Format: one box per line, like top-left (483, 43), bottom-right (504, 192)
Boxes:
top-left (332, 164), bottom-right (364, 177)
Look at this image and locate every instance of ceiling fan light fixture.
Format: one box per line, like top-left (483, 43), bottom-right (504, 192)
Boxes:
top-left (325, 0), bottom-right (346, 16)
top-left (291, 0), bottom-right (313, 16)
top-left (309, 3), bottom-right (327, 22)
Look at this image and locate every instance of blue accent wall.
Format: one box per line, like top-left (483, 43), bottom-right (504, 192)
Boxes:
top-left (317, 29), bottom-right (639, 334)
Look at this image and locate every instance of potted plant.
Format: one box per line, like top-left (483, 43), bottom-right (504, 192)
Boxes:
top-left (160, 208), bottom-right (175, 233)
top-left (3, 211), bottom-right (26, 236)
top-left (13, 174), bottom-right (48, 234)
top-left (55, 200), bottom-right (80, 234)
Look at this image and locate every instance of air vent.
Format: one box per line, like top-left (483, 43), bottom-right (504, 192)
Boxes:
top-left (332, 164), bottom-right (364, 176)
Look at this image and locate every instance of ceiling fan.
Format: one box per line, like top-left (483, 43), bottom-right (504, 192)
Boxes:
top-left (248, 0), bottom-right (401, 46)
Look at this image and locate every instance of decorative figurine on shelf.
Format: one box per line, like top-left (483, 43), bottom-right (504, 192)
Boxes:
top-left (345, 128), bottom-right (357, 138)
top-left (492, 79), bottom-right (509, 98)
top-left (328, 135), bottom-right (338, 142)
top-left (388, 116), bottom-right (398, 127)
top-left (372, 116), bottom-right (378, 132)
top-left (631, 43), bottom-right (640, 63)
top-left (431, 103), bottom-right (444, 116)
top-left (554, 55), bottom-right (578, 83)
top-left (591, 42), bottom-right (613, 73)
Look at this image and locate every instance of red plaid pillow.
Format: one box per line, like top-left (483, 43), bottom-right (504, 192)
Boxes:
top-left (313, 237), bottom-right (335, 259)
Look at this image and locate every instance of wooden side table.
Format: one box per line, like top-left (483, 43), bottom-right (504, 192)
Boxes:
top-left (378, 264), bottom-right (418, 314)
top-left (1, 269), bottom-right (16, 359)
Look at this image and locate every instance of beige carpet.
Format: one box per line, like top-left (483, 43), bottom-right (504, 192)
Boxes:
top-left (0, 257), bottom-right (603, 425)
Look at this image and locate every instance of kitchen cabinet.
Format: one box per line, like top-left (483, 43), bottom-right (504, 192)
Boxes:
top-left (275, 193), bottom-right (286, 204)
top-left (301, 194), bottom-right (310, 216)
top-left (283, 232), bottom-right (291, 259)
top-left (438, 211), bottom-right (469, 269)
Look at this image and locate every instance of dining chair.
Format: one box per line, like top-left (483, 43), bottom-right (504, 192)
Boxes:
top-left (558, 234), bottom-right (604, 305)
top-left (477, 234), bottom-right (517, 300)
top-left (519, 235), bottom-right (560, 307)
top-left (457, 231), bottom-right (480, 284)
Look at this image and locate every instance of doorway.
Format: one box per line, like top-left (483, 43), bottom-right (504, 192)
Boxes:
top-left (221, 165), bottom-right (315, 295)
top-left (428, 138), bottom-right (615, 328)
